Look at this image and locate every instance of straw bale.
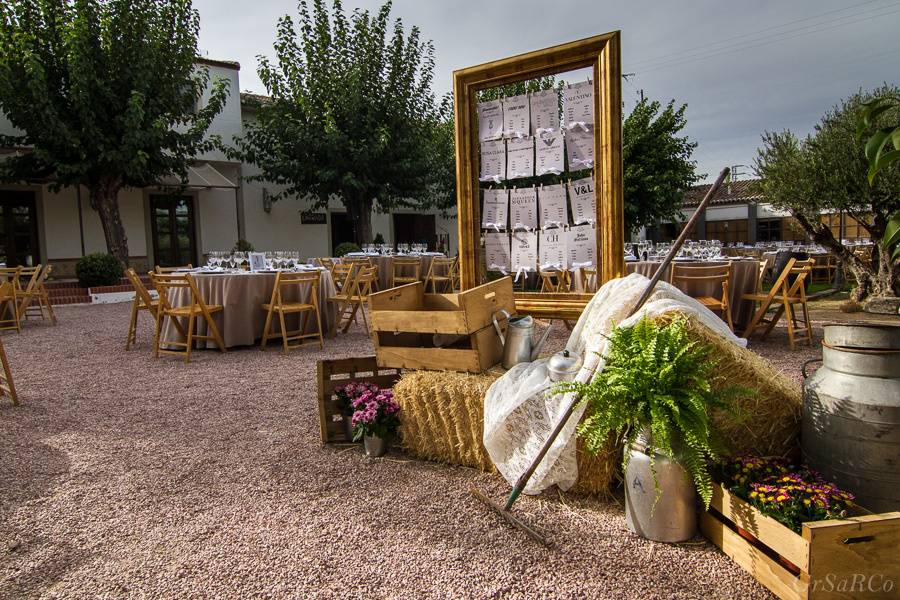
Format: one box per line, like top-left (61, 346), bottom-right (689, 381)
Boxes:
top-left (647, 313), bottom-right (801, 458)
top-left (393, 370), bottom-right (620, 496)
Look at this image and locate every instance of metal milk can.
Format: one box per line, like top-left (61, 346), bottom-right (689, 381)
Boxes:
top-left (548, 349), bottom-right (583, 382)
top-left (491, 310), bottom-right (552, 369)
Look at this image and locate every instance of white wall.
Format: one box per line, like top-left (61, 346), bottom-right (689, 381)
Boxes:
top-left (40, 187), bottom-right (82, 260)
top-left (197, 188), bottom-right (239, 254)
top-left (194, 63), bottom-right (242, 164)
top-left (757, 203), bottom-right (791, 218)
top-left (705, 204), bottom-right (750, 222)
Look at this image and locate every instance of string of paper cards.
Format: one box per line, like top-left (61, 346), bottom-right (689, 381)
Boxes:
top-left (478, 81), bottom-right (598, 277)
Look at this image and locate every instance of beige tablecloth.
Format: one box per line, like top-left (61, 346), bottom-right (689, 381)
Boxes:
top-left (162, 270), bottom-right (337, 348)
top-left (342, 254), bottom-right (444, 290)
top-left (575, 260), bottom-right (760, 330)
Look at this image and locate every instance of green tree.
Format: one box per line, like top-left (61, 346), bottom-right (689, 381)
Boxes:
top-left (754, 86), bottom-right (900, 300)
top-left (0, 0), bottom-right (229, 266)
top-left (235, 0), bottom-right (441, 245)
top-left (623, 98), bottom-right (700, 233)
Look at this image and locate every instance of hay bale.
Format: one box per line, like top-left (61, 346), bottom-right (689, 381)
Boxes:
top-left (648, 313), bottom-right (801, 458)
top-left (393, 370), bottom-right (620, 496)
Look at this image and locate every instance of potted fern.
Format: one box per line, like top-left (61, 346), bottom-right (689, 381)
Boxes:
top-left (559, 316), bottom-right (741, 542)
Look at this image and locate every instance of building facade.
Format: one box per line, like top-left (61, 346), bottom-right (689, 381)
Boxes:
top-left (0, 59), bottom-right (457, 277)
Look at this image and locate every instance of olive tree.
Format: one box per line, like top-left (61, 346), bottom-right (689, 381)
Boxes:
top-left (0, 0), bottom-right (228, 266)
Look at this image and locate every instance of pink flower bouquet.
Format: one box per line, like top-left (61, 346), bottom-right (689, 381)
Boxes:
top-left (350, 388), bottom-right (400, 442)
top-left (334, 381), bottom-right (379, 416)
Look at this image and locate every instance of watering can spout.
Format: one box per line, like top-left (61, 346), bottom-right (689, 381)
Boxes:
top-left (530, 324), bottom-right (553, 361)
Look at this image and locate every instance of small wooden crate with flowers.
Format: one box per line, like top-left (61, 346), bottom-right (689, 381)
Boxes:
top-left (702, 456), bottom-right (900, 600)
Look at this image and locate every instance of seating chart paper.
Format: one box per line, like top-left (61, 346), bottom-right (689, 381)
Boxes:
top-left (535, 134), bottom-right (564, 176)
top-left (530, 89), bottom-right (560, 135)
top-left (511, 231), bottom-right (538, 274)
top-left (538, 184), bottom-right (568, 229)
top-left (567, 224), bottom-right (597, 268)
top-left (507, 136), bottom-right (535, 180)
top-left (502, 94), bottom-right (530, 138)
top-left (479, 139), bottom-right (506, 183)
top-left (566, 127), bottom-right (594, 170)
top-left (564, 80), bottom-right (594, 130)
top-left (510, 186), bottom-right (538, 231)
top-left (478, 99), bottom-right (503, 141)
top-left (539, 230), bottom-right (567, 270)
top-left (568, 176), bottom-right (596, 224)
top-left (484, 232), bottom-right (511, 273)
top-left (481, 188), bottom-right (508, 231)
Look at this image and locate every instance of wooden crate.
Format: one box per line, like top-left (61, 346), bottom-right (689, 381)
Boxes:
top-left (369, 277), bottom-right (515, 373)
top-left (701, 483), bottom-right (900, 600)
top-left (316, 356), bottom-right (401, 444)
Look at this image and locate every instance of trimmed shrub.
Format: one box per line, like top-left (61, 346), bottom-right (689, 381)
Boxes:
top-left (75, 253), bottom-right (124, 288)
top-left (232, 238), bottom-right (255, 252)
top-left (334, 242), bottom-right (361, 257)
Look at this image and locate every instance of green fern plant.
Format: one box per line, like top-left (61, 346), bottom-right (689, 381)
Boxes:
top-left (557, 316), bottom-right (744, 508)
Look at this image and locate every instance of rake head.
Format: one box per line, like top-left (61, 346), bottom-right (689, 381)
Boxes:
top-left (469, 487), bottom-right (554, 548)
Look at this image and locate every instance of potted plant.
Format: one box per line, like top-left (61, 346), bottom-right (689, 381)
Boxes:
top-left (559, 316), bottom-right (743, 542)
top-left (351, 387), bottom-right (401, 458)
top-left (334, 382), bottom-right (379, 440)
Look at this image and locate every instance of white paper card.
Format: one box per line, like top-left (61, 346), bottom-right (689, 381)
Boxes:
top-left (539, 184), bottom-right (568, 229)
top-left (480, 139), bottom-right (506, 182)
top-left (530, 89), bottom-right (560, 134)
top-left (478, 99), bottom-right (503, 141)
top-left (535, 134), bottom-right (564, 176)
top-left (568, 176), bottom-right (596, 224)
top-left (484, 232), bottom-right (511, 273)
top-left (564, 80), bottom-right (594, 130)
top-left (510, 187), bottom-right (538, 231)
top-left (566, 127), bottom-right (594, 170)
top-left (502, 94), bottom-right (530, 138)
top-left (481, 188), bottom-right (508, 231)
top-left (567, 224), bottom-right (597, 268)
top-left (511, 231), bottom-right (538, 273)
top-left (507, 136), bottom-right (535, 180)
top-left (539, 229), bottom-right (567, 270)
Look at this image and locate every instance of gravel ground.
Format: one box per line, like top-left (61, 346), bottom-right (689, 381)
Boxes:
top-left (0, 302), bottom-right (820, 599)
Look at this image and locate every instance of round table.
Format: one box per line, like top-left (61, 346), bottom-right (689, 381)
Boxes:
top-left (342, 253), bottom-right (445, 290)
top-left (575, 260), bottom-right (762, 331)
top-left (161, 270), bottom-right (337, 348)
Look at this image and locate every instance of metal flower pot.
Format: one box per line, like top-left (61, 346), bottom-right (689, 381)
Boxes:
top-left (624, 428), bottom-right (697, 543)
top-left (343, 415), bottom-right (355, 441)
top-left (364, 435), bottom-right (388, 458)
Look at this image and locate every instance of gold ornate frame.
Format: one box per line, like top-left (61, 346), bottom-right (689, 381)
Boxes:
top-left (452, 32), bottom-right (625, 319)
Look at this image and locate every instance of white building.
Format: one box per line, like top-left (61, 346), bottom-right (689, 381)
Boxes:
top-left (0, 58), bottom-right (457, 277)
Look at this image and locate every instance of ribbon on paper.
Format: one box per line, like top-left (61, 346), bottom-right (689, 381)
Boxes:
top-left (572, 260), bottom-right (593, 268)
top-left (489, 263), bottom-right (509, 275)
top-left (513, 265), bottom-right (534, 282)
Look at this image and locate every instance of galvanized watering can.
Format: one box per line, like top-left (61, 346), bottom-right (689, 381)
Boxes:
top-left (491, 310), bottom-right (552, 369)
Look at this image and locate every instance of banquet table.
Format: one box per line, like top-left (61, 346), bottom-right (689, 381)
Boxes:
top-left (342, 253), bottom-right (445, 290)
top-left (575, 260), bottom-right (761, 331)
top-left (161, 270), bottom-right (337, 349)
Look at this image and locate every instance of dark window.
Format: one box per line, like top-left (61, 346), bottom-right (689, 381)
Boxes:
top-left (705, 219), bottom-right (749, 244)
top-left (150, 194), bottom-right (196, 268)
top-left (393, 214), bottom-right (436, 250)
top-left (757, 219), bottom-right (781, 242)
top-left (330, 212), bottom-right (355, 254)
top-left (0, 190), bottom-right (40, 268)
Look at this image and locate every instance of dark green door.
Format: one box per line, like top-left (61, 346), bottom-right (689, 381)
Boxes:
top-left (150, 194), bottom-right (196, 268)
top-left (0, 190), bottom-right (40, 268)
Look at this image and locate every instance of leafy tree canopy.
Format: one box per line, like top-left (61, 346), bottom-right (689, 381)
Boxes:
top-left (754, 85), bottom-right (900, 299)
top-left (235, 0), bottom-right (442, 245)
top-left (0, 0), bottom-right (229, 265)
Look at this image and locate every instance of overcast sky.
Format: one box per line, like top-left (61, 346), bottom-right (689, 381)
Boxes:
top-left (194, 0), bottom-right (899, 182)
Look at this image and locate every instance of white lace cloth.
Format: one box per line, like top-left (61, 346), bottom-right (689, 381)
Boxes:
top-left (482, 273), bottom-right (746, 495)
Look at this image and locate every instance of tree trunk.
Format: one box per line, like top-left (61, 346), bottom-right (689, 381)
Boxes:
top-left (346, 193), bottom-right (374, 246)
top-left (88, 177), bottom-right (130, 267)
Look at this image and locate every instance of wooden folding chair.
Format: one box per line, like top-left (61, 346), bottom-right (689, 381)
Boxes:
top-left (449, 256), bottom-right (461, 290)
top-left (424, 257), bottom-right (456, 293)
top-left (390, 257), bottom-right (421, 289)
top-left (317, 257), bottom-right (336, 271)
top-left (580, 267), bottom-right (598, 293)
top-left (261, 272), bottom-right (324, 352)
top-left (125, 268), bottom-right (171, 350)
top-left (0, 337), bottom-right (18, 406)
top-left (151, 273), bottom-right (225, 362)
top-left (670, 263), bottom-right (734, 331)
top-left (810, 255), bottom-right (836, 284)
top-left (155, 264), bottom-right (193, 274)
top-left (539, 269), bottom-right (568, 293)
top-left (328, 265), bottom-right (376, 333)
top-left (0, 276), bottom-right (21, 333)
top-left (331, 263), bottom-right (355, 292)
top-left (754, 260), bottom-right (769, 293)
top-left (15, 265), bottom-right (42, 323)
top-left (20, 264), bottom-right (56, 324)
top-left (741, 258), bottom-right (815, 349)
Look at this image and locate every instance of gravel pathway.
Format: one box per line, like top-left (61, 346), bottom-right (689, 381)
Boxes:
top-left (0, 302), bottom-right (811, 599)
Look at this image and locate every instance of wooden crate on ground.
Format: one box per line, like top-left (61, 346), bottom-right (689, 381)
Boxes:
top-left (369, 277), bottom-right (516, 373)
top-left (316, 356), bottom-right (401, 444)
top-left (701, 483), bottom-right (900, 600)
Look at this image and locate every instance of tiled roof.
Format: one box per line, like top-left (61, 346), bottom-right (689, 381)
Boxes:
top-left (196, 57), bottom-right (241, 70)
top-left (683, 178), bottom-right (762, 207)
top-left (240, 92), bottom-right (272, 108)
